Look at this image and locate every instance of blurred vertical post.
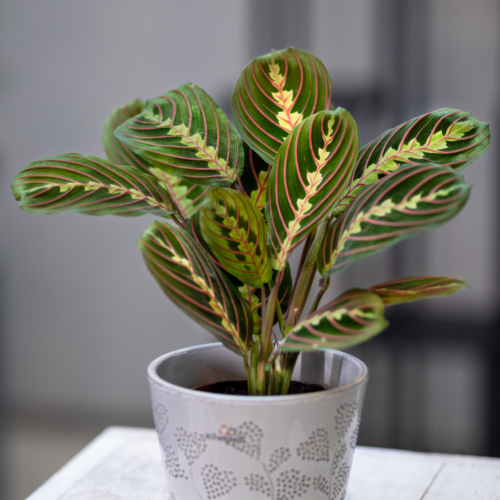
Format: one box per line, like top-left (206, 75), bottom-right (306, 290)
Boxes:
top-left (377, 0), bottom-right (429, 280)
top-left (491, 12), bottom-right (500, 455)
top-left (0, 265), bottom-right (6, 499)
top-left (373, 0), bottom-right (430, 450)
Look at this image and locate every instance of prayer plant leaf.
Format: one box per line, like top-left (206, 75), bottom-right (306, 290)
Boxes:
top-left (267, 108), bottom-right (358, 271)
top-left (102, 99), bottom-right (152, 173)
top-left (368, 276), bottom-right (467, 305)
top-left (139, 221), bottom-right (253, 356)
top-left (232, 48), bottom-right (332, 165)
top-left (240, 142), bottom-right (272, 212)
top-left (189, 212), bottom-right (292, 334)
top-left (318, 165), bottom-right (470, 277)
top-left (335, 108), bottom-right (490, 215)
top-left (12, 153), bottom-right (174, 217)
top-left (115, 83), bottom-right (243, 186)
top-left (102, 98), bottom-right (208, 220)
top-left (149, 168), bottom-right (208, 220)
top-left (281, 289), bottom-right (388, 352)
top-left (239, 265), bottom-right (293, 335)
top-left (200, 187), bottom-right (273, 288)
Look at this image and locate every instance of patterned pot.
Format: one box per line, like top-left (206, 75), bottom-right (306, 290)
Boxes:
top-left (148, 343), bottom-right (367, 500)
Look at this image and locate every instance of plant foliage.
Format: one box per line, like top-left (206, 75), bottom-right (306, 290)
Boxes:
top-left (12, 47), bottom-right (489, 395)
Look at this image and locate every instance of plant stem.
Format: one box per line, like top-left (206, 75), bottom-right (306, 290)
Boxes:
top-left (171, 214), bottom-right (186, 229)
top-left (246, 342), bottom-right (259, 395)
top-left (307, 276), bottom-right (331, 315)
top-left (256, 279), bottom-right (280, 395)
top-left (285, 230), bottom-right (315, 321)
top-left (236, 172), bottom-right (245, 194)
top-left (283, 219), bottom-right (329, 335)
top-left (269, 278), bottom-right (285, 333)
top-left (279, 352), bottom-right (299, 394)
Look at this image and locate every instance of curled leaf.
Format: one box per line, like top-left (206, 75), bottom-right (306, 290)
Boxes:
top-left (281, 289), bottom-right (388, 351)
top-left (368, 276), bottom-right (467, 305)
top-left (200, 187), bottom-right (272, 287)
top-left (319, 165), bottom-right (470, 276)
top-left (335, 108), bottom-right (489, 215)
top-left (116, 83), bottom-right (243, 186)
top-left (139, 222), bottom-right (253, 355)
top-left (12, 153), bottom-right (173, 217)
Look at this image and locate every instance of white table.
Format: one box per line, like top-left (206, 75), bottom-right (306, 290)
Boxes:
top-left (27, 426), bottom-right (500, 500)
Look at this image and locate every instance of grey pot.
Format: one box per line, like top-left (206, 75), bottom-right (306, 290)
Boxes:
top-left (148, 343), bottom-right (368, 500)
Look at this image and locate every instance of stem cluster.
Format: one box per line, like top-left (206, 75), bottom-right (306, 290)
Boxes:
top-left (246, 218), bottom-right (331, 395)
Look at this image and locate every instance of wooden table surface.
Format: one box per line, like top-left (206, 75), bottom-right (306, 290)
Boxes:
top-left (27, 426), bottom-right (500, 500)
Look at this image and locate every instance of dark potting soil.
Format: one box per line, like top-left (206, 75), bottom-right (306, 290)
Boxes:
top-left (194, 379), bottom-right (326, 396)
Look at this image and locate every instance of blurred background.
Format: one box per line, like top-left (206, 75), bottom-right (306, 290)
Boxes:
top-left (0, 0), bottom-right (499, 498)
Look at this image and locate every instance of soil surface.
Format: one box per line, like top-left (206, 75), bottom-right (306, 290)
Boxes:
top-left (194, 380), bottom-right (325, 396)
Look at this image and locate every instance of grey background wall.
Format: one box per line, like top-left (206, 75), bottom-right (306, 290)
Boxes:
top-left (0, 0), bottom-right (498, 434)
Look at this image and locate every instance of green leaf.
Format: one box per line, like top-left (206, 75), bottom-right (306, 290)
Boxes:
top-left (368, 276), bottom-right (467, 305)
top-left (103, 99), bottom-right (208, 220)
top-left (102, 99), bottom-right (152, 173)
top-left (281, 289), bottom-right (388, 351)
top-left (239, 265), bottom-right (293, 335)
top-left (115, 83), bottom-right (243, 186)
top-left (232, 48), bottom-right (332, 165)
top-left (318, 165), bottom-right (470, 276)
top-left (240, 142), bottom-right (271, 212)
top-left (139, 221), bottom-right (253, 355)
top-left (189, 212), bottom-right (292, 334)
top-left (12, 153), bottom-right (174, 217)
top-left (335, 108), bottom-right (489, 215)
top-left (266, 108), bottom-right (358, 270)
top-left (149, 167), bottom-right (208, 220)
top-left (200, 187), bottom-right (273, 287)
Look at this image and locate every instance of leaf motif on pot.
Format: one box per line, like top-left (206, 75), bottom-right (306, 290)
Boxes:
top-left (332, 462), bottom-right (350, 500)
top-left (276, 469), bottom-right (311, 500)
top-left (244, 473), bottom-right (272, 497)
top-left (296, 428), bottom-right (330, 462)
top-left (175, 427), bottom-right (207, 465)
top-left (163, 445), bottom-right (187, 480)
top-left (268, 446), bottom-right (291, 473)
top-left (313, 475), bottom-right (329, 496)
top-left (152, 399), bottom-right (169, 434)
top-left (350, 417), bottom-right (361, 450)
top-left (331, 443), bottom-right (347, 477)
top-left (334, 402), bottom-right (358, 438)
top-left (201, 464), bottom-right (237, 499)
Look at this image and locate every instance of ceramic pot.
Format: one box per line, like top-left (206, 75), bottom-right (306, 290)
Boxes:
top-left (148, 343), bottom-right (367, 500)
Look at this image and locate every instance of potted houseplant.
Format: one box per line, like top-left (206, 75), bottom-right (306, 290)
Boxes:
top-left (12, 48), bottom-right (489, 499)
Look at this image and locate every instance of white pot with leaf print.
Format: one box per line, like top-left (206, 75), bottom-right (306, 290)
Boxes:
top-left (148, 343), bottom-right (367, 500)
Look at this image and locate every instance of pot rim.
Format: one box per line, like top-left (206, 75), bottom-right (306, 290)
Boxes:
top-left (148, 342), bottom-right (368, 404)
